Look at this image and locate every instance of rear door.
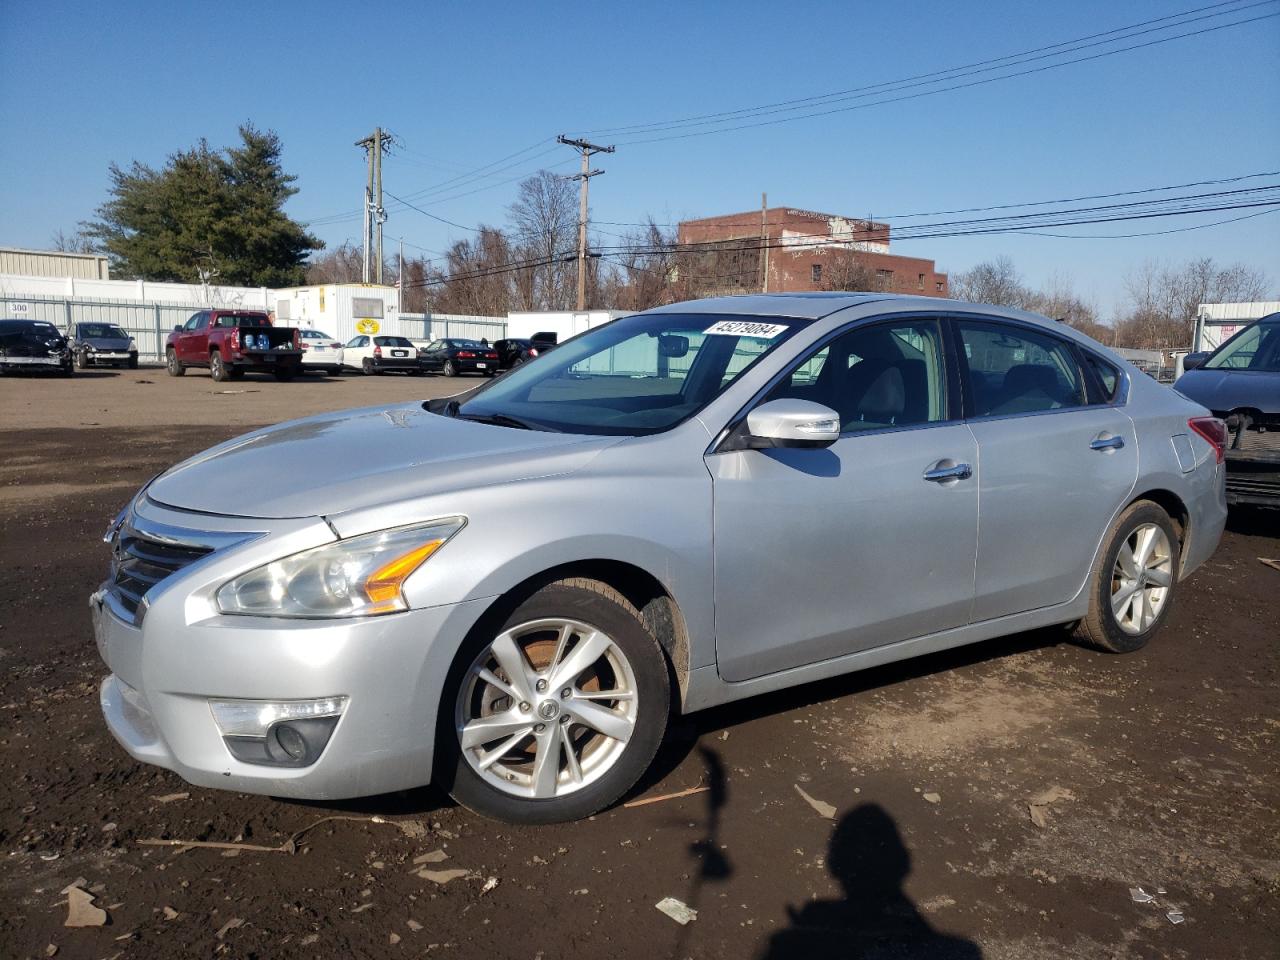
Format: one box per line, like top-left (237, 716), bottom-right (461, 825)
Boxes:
top-left (710, 316), bottom-right (979, 682)
top-left (954, 317), bottom-right (1137, 621)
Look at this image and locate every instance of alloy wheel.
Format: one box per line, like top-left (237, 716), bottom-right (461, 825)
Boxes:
top-left (1110, 522), bottom-right (1173, 635)
top-left (454, 618), bottom-right (639, 800)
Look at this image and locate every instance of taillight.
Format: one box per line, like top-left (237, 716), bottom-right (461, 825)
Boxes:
top-left (485, 352), bottom-right (497, 359)
top-left (458, 351), bottom-right (475, 358)
top-left (231, 329), bottom-right (240, 349)
top-left (374, 345), bottom-right (382, 358)
top-left (1188, 416), bottom-right (1227, 463)
top-left (292, 330), bottom-right (300, 349)
top-left (300, 342), bottom-right (309, 350)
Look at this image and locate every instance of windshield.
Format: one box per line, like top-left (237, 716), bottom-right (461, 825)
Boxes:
top-left (1204, 318), bottom-right (1280, 373)
top-left (77, 323), bottom-right (129, 339)
top-left (456, 313), bottom-right (808, 435)
top-left (1, 320), bottom-right (60, 337)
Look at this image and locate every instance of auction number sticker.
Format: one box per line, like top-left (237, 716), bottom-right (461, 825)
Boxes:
top-left (703, 320), bottom-right (788, 339)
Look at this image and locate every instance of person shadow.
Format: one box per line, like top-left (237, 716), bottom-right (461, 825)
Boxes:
top-left (759, 803), bottom-right (982, 960)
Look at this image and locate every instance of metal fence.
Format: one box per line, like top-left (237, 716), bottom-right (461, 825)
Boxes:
top-left (0, 296), bottom-right (510, 362)
top-left (399, 313), bottom-right (507, 343)
top-left (0, 294), bottom-right (202, 362)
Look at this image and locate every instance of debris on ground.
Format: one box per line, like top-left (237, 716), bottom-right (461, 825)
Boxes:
top-left (407, 920), bottom-right (424, 932)
top-left (138, 813), bottom-right (408, 855)
top-left (1028, 786), bottom-right (1077, 828)
top-left (215, 917), bottom-right (244, 939)
top-left (623, 785), bottom-right (710, 809)
top-left (45, 945), bottom-right (57, 957)
top-left (413, 849), bottom-right (449, 865)
top-left (720, 730), bottom-right (730, 741)
top-left (61, 884), bottom-right (107, 928)
top-left (351, 902), bottom-right (374, 914)
top-left (389, 932), bottom-right (402, 944)
top-left (1167, 908), bottom-right (1185, 924)
top-left (417, 868), bottom-right (470, 886)
top-left (480, 877), bottom-right (500, 895)
top-left (793, 783), bottom-right (837, 819)
top-left (152, 792), bottom-right (189, 804)
top-left (162, 906), bottom-right (179, 921)
top-left (655, 897), bottom-right (698, 925)
top-left (1259, 557), bottom-right (1280, 573)
top-left (1129, 887), bottom-right (1156, 904)
top-left (923, 792), bottom-right (942, 804)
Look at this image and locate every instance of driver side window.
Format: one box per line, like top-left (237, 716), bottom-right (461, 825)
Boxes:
top-left (765, 320), bottom-right (948, 433)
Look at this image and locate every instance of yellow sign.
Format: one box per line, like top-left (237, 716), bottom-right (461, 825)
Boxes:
top-left (356, 318), bottom-right (380, 335)
top-left (318, 287), bottom-right (326, 312)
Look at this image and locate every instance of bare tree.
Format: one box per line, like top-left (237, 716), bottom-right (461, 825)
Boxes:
top-left (51, 229), bottom-right (98, 254)
top-left (431, 227), bottom-right (514, 317)
top-left (950, 256), bottom-right (1027, 308)
top-left (507, 171), bottom-right (577, 310)
top-left (1117, 258), bottom-right (1271, 348)
top-left (608, 220), bottom-right (678, 311)
top-left (822, 255), bottom-right (881, 293)
top-left (306, 242), bottom-right (366, 284)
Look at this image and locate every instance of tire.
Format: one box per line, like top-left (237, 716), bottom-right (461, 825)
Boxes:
top-left (443, 360), bottom-right (457, 377)
top-left (439, 579), bottom-right (670, 824)
top-left (210, 351), bottom-right (229, 382)
top-left (1072, 500), bottom-right (1181, 654)
top-left (362, 358), bottom-right (376, 376)
top-left (330, 367), bottom-right (343, 377)
top-left (166, 349), bottom-right (185, 377)
top-left (128, 356), bottom-right (139, 369)
top-left (73, 350), bottom-right (86, 370)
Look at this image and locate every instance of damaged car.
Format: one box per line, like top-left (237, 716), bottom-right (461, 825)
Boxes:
top-left (0, 319), bottom-right (73, 376)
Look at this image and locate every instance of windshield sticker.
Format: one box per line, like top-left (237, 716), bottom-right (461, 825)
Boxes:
top-left (702, 320), bottom-right (788, 339)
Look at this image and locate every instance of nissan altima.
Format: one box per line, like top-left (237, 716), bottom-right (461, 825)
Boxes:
top-left (92, 294), bottom-right (1226, 823)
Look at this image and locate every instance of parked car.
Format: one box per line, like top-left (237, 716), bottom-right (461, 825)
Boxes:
top-left (92, 294), bottom-right (1226, 825)
top-left (166, 310), bottom-right (302, 382)
top-left (343, 334), bottom-right (424, 375)
top-left (419, 338), bottom-right (500, 376)
top-left (0, 318), bottom-right (73, 376)
top-left (298, 329), bottom-right (344, 376)
top-left (493, 335), bottom-right (556, 371)
top-left (68, 321), bottom-right (138, 369)
top-left (1175, 312), bottom-right (1280, 506)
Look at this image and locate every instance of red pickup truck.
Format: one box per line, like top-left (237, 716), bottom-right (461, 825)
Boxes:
top-left (165, 309), bottom-right (303, 382)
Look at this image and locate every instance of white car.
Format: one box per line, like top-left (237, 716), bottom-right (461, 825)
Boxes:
top-left (298, 329), bottom-right (344, 376)
top-left (342, 334), bottom-right (424, 375)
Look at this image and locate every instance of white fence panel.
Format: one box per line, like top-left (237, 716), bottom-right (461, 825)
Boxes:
top-left (400, 313), bottom-right (507, 343)
top-left (1, 294), bottom-right (201, 362)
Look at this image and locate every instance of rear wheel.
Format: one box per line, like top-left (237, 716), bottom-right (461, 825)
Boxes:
top-left (362, 358), bottom-right (376, 375)
top-left (443, 360), bottom-right (457, 377)
top-left (210, 351), bottom-right (229, 382)
top-left (440, 580), bottom-right (669, 824)
top-left (166, 349), bottom-right (185, 377)
top-left (1072, 500), bottom-right (1180, 654)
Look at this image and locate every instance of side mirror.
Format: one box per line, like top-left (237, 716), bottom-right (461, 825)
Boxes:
top-left (173, 325), bottom-right (183, 332)
top-left (740, 399), bottom-right (841, 449)
top-left (1182, 352), bottom-right (1209, 371)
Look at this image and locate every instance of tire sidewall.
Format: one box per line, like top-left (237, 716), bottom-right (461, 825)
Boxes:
top-left (1092, 503), bottom-right (1181, 653)
top-left (438, 582), bottom-right (670, 824)
top-left (210, 352), bottom-right (227, 382)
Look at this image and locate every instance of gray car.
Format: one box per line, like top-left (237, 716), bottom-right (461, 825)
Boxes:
top-left (69, 321), bottom-right (139, 369)
top-left (91, 294), bottom-right (1227, 823)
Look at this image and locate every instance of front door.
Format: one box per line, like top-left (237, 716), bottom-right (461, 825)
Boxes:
top-left (954, 318), bottom-right (1138, 621)
top-left (710, 318), bottom-right (979, 683)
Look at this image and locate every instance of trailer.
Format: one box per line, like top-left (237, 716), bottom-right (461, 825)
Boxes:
top-left (273, 284), bottom-right (402, 344)
top-left (505, 310), bottom-right (625, 344)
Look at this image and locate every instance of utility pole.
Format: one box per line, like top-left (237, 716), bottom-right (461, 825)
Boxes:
top-left (398, 236), bottom-right (405, 308)
top-left (355, 128), bottom-right (391, 284)
top-left (760, 192), bottom-right (769, 293)
top-left (557, 135), bottom-right (614, 310)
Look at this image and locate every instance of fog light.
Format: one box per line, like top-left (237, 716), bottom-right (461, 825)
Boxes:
top-left (210, 697), bottom-right (347, 768)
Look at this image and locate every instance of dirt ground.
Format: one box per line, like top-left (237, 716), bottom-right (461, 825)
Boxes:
top-left (1, 367), bottom-right (1277, 960)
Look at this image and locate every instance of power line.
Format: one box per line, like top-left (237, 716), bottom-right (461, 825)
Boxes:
top-left (582, 1), bottom-right (1265, 137)
top-left (605, 9), bottom-right (1280, 146)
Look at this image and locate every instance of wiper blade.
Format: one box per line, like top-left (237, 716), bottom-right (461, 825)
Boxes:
top-left (458, 412), bottom-right (558, 432)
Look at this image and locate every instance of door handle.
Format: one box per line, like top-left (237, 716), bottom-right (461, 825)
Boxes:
top-left (1090, 434), bottom-right (1125, 451)
top-left (923, 461), bottom-right (973, 483)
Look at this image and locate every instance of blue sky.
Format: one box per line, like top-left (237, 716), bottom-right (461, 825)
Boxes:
top-left (2, 0), bottom-right (1277, 315)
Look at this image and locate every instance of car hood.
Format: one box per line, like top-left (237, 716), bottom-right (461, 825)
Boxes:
top-left (147, 402), bottom-right (623, 519)
top-left (1174, 368), bottom-right (1280, 417)
top-left (83, 336), bottom-right (133, 349)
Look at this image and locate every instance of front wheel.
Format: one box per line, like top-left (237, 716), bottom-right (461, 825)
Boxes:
top-left (362, 358), bottom-right (376, 376)
top-left (440, 580), bottom-right (670, 824)
top-left (442, 360), bottom-right (457, 377)
top-left (1072, 500), bottom-right (1181, 654)
top-left (166, 350), bottom-right (185, 377)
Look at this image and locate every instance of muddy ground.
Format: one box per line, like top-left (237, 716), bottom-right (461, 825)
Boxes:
top-left (1, 368), bottom-right (1277, 959)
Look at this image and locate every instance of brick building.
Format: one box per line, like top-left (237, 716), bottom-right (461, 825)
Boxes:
top-left (675, 206), bottom-right (948, 299)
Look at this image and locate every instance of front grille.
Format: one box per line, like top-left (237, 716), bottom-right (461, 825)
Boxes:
top-left (109, 524), bottom-right (213, 620)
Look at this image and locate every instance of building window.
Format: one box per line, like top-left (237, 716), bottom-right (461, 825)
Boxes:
top-left (876, 269), bottom-right (893, 290)
top-left (917, 273), bottom-right (926, 290)
top-left (936, 281), bottom-right (945, 292)
top-left (811, 264), bottom-right (822, 283)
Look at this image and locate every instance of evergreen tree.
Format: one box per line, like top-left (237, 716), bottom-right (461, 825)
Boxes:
top-left (83, 125), bottom-right (321, 285)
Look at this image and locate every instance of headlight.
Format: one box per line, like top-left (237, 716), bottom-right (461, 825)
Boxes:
top-left (128, 338), bottom-right (137, 350)
top-left (216, 518), bottom-right (464, 618)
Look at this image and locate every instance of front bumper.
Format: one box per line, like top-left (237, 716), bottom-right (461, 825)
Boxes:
top-left (91, 497), bottom-right (494, 799)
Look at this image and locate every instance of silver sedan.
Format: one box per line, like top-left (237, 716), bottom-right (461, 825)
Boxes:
top-left (92, 294), bottom-right (1227, 823)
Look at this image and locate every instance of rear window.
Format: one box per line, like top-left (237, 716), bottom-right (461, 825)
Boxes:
top-left (213, 313), bottom-right (270, 328)
top-left (376, 336), bottom-right (413, 347)
top-left (1084, 353), bottom-right (1122, 401)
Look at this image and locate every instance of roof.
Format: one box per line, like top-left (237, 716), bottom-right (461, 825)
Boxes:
top-left (647, 292), bottom-right (894, 319)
